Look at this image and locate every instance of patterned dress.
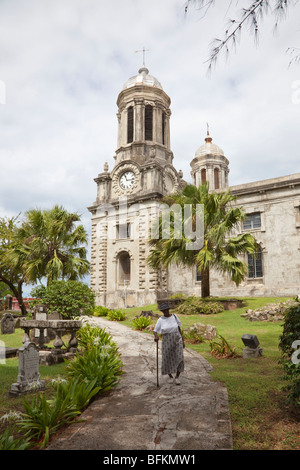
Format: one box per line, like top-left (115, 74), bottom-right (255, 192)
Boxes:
top-left (154, 314), bottom-right (184, 375)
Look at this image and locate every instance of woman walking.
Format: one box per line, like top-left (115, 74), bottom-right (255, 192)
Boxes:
top-left (153, 302), bottom-right (185, 385)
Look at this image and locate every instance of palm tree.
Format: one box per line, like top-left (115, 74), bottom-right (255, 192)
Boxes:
top-left (147, 183), bottom-right (258, 298)
top-left (9, 205), bottom-right (90, 286)
top-left (0, 215), bottom-right (28, 315)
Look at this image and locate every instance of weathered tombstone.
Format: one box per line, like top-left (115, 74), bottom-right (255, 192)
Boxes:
top-left (5, 294), bottom-right (13, 311)
top-left (1, 313), bottom-right (15, 335)
top-left (9, 341), bottom-right (45, 396)
top-left (241, 334), bottom-right (263, 358)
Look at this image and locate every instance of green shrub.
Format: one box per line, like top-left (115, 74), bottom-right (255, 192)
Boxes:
top-left (94, 305), bottom-right (111, 317)
top-left (279, 300), bottom-right (300, 407)
top-left (76, 323), bottom-right (116, 350)
top-left (66, 325), bottom-right (123, 392)
top-left (174, 297), bottom-right (223, 315)
top-left (66, 347), bottom-right (123, 392)
top-left (50, 377), bottom-right (101, 411)
top-left (131, 316), bottom-right (152, 330)
top-left (30, 281), bottom-right (95, 319)
top-left (107, 308), bottom-right (126, 321)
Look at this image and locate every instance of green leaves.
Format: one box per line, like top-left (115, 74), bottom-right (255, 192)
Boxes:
top-left (19, 392), bottom-right (81, 448)
top-left (66, 325), bottom-right (123, 393)
top-left (30, 280), bottom-right (95, 319)
top-left (147, 183), bottom-right (257, 297)
top-left (131, 316), bottom-right (153, 330)
top-left (11, 205), bottom-right (90, 285)
top-left (15, 324), bottom-right (123, 448)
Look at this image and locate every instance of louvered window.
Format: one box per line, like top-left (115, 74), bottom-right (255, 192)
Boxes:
top-left (201, 169), bottom-right (207, 183)
top-left (127, 106), bottom-right (134, 143)
top-left (243, 212), bottom-right (261, 230)
top-left (214, 168), bottom-right (220, 189)
top-left (248, 248), bottom-right (263, 278)
top-left (145, 105), bottom-right (153, 141)
top-left (162, 112), bottom-right (166, 145)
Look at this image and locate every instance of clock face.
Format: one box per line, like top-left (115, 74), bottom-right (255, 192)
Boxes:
top-left (119, 171), bottom-right (135, 190)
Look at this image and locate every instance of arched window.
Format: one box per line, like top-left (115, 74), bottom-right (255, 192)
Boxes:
top-left (145, 105), bottom-right (153, 141)
top-left (201, 168), bottom-right (207, 184)
top-left (118, 251), bottom-right (131, 283)
top-left (127, 106), bottom-right (134, 143)
top-left (248, 247), bottom-right (263, 278)
top-left (214, 168), bottom-right (220, 190)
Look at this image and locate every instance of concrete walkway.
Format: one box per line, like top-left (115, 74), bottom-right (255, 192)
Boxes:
top-left (46, 316), bottom-right (233, 451)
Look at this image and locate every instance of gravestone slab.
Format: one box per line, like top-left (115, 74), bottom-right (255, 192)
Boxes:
top-left (1, 313), bottom-right (15, 335)
top-left (241, 334), bottom-right (260, 349)
top-left (9, 341), bottom-right (45, 396)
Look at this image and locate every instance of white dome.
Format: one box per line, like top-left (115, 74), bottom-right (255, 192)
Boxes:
top-left (195, 134), bottom-right (224, 157)
top-left (123, 67), bottom-right (163, 90)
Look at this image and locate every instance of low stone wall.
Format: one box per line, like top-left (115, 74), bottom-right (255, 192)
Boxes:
top-left (241, 299), bottom-right (297, 322)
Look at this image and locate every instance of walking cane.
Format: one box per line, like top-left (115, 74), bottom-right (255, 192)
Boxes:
top-left (156, 340), bottom-right (159, 388)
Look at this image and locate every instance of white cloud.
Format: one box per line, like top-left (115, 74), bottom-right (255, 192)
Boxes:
top-left (0, 0), bottom-right (299, 255)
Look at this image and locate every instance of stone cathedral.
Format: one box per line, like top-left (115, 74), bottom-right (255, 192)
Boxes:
top-left (88, 65), bottom-right (300, 308)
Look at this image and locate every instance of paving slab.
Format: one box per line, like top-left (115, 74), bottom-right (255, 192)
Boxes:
top-left (46, 316), bottom-right (233, 451)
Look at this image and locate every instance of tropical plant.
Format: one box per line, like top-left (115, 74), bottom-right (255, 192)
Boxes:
top-left (30, 280), bottom-right (95, 319)
top-left (66, 324), bottom-right (123, 392)
top-left (0, 425), bottom-right (31, 450)
top-left (147, 183), bottom-right (257, 298)
top-left (66, 347), bottom-right (123, 393)
top-left (8, 205), bottom-right (90, 286)
top-left (0, 215), bottom-right (27, 315)
top-left (50, 377), bottom-right (101, 411)
top-left (209, 334), bottom-right (238, 359)
top-left (94, 305), bottom-right (111, 317)
top-left (18, 392), bottom-right (80, 448)
top-left (182, 329), bottom-right (205, 344)
top-left (76, 323), bottom-right (117, 351)
top-left (107, 308), bottom-right (126, 322)
top-left (131, 316), bottom-right (153, 330)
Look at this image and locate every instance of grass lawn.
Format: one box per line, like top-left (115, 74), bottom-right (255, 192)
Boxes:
top-left (1, 296), bottom-right (300, 450)
top-left (121, 296), bottom-right (300, 450)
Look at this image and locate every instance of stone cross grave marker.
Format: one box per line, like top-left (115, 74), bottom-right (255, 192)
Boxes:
top-left (9, 341), bottom-right (45, 396)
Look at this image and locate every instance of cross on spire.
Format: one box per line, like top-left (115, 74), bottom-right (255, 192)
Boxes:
top-left (135, 47), bottom-right (149, 67)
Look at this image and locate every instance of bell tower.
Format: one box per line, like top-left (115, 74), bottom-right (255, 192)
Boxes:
top-left (190, 129), bottom-right (230, 191)
top-left (115, 65), bottom-right (173, 166)
top-left (88, 63), bottom-right (183, 308)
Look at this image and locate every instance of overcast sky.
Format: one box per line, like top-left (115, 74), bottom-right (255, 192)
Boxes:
top-left (0, 0), bottom-right (300, 292)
